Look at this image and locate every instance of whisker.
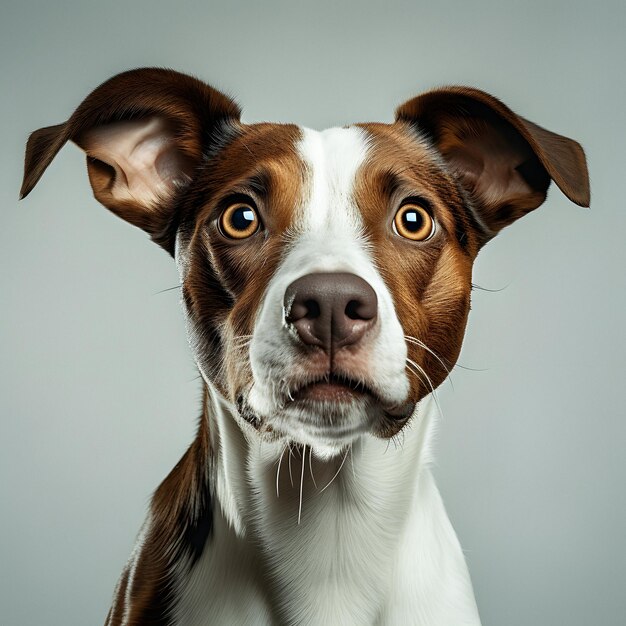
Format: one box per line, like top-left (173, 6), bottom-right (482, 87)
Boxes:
top-left (471, 282), bottom-right (508, 293)
top-left (154, 284), bottom-right (182, 295)
top-left (405, 360), bottom-right (427, 388)
top-left (454, 363), bottom-right (489, 372)
top-left (404, 335), bottom-right (454, 389)
top-left (298, 445), bottom-right (306, 525)
top-left (308, 446), bottom-right (317, 489)
top-left (406, 358), bottom-right (444, 419)
top-left (276, 445), bottom-right (287, 498)
top-left (288, 443), bottom-right (294, 487)
top-left (320, 446), bottom-right (350, 493)
top-left (404, 334), bottom-right (486, 374)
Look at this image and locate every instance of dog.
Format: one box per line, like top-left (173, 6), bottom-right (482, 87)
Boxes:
top-left (21, 68), bottom-right (589, 626)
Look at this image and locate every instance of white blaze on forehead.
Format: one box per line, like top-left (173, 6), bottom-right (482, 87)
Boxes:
top-left (297, 126), bottom-right (370, 232)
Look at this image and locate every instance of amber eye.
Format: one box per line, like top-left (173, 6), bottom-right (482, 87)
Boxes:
top-left (219, 203), bottom-right (260, 239)
top-left (393, 204), bottom-right (435, 241)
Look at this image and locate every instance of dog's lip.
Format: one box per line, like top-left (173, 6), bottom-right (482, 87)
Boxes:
top-left (288, 372), bottom-right (406, 410)
top-left (292, 372), bottom-right (371, 399)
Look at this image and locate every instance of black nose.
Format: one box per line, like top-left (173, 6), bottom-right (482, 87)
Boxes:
top-left (284, 272), bottom-right (378, 353)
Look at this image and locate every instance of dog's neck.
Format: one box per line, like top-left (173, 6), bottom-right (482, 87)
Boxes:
top-left (208, 380), bottom-right (435, 534)
top-left (186, 383), bottom-right (477, 625)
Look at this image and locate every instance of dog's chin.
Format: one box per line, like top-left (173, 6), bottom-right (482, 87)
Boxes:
top-left (243, 381), bottom-right (415, 458)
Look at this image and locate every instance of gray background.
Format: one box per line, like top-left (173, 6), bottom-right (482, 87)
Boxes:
top-left (1, 1), bottom-right (624, 624)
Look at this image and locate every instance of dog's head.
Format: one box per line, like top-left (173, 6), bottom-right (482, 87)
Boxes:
top-left (21, 68), bottom-right (589, 457)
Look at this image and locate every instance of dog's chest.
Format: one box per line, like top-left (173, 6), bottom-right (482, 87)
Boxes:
top-left (172, 433), bottom-right (474, 625)
top-left (176, 456), bottom-right (405, 624)
top-left (251, 454), bottom-right (410, 625)
top-left (173, 468), bottom-right (480, 626)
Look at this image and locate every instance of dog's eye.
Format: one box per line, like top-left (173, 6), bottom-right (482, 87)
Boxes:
top-left (393, 204), bottom-right (435, 241)
top-left (219, 203), bottom-right (260, 239)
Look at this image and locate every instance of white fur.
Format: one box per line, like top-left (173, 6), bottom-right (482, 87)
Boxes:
top-left (173, 388), bottom-right (272, 625)
top-left (248, 127), bottom-right (409, 457)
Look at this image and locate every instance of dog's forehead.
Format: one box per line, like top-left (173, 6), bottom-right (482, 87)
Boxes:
top-left (293, 122), bottom-right (437, 196)
top-left (191, 120), bottom-right (453, 242)
top-left (296, 125), bottom-right (370, 175)
top-left (295, 125), bottom-right (370, 231)
top-left (250, 122), bottom-right (439, 228)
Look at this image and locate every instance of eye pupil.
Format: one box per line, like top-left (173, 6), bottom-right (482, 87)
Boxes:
top-left (403, 210), bottom-right (422, 229)
top-left (231, 208), bottom-right (255, 230)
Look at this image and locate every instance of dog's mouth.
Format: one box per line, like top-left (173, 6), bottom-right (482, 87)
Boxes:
top-left (289, 372), bottom-right (413, 419)
top-left (291, 372), bottom-right (377, 404)
top-left (238, 368), bottom-right (415, 448)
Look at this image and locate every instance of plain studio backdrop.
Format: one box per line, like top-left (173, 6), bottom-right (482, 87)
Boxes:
top-left (1, 1), bottom-right (624, 624)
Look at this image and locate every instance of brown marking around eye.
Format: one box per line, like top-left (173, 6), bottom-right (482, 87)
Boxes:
top-left (181, 123), bottom-right (307, 401)
top-left (354, 122), bottom-right (476, 405)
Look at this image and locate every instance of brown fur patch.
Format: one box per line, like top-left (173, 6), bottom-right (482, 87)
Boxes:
top-left (354, 123), bottom-right (474, 409)
top-left (180, 123), bottom-right (305, 402)
top-left (105, 398), bottom-right (213, 626)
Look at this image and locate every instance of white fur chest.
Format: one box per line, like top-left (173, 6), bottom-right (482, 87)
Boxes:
top-left (174, 395), bottom-right (481, 626)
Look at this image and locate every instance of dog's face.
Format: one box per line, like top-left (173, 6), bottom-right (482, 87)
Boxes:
top-left (21, 69), bottom-right (589, 457)
top-left (177, 123), bottom-right (476, 455)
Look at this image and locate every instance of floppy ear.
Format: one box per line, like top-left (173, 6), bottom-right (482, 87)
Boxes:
top-left (20, 67), bottom-right (241, 254)
top-left (395, 87), bottom-right (590, 242)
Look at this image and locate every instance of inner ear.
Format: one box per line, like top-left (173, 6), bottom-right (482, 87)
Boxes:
top-left (440, 115), bottom-right (551, 229)
top-left (77, 116), bottom-right (195, 210)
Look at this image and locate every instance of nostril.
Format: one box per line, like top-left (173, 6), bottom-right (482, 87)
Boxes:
top-left (288, 298), bottom-right (321, 322)
top-left (345, 300), bottom-right (363, 320)
top-left (304, 299), bottom-right (321, 319)
top-left (345, 297), bottom-right (377, 322)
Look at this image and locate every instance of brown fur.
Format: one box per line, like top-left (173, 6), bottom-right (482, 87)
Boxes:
top-left (178, 122), bottom-right (305, 403)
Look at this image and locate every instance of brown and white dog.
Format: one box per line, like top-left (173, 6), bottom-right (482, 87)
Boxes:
top-left (21, 68), bottom-right (589, 626)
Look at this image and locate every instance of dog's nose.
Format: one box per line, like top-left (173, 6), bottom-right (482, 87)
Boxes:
top-left (284, 272), bottom-right (378, 352)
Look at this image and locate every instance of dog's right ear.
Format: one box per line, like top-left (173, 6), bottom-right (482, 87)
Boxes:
top-left (20, 68), bottom-right (241, 254)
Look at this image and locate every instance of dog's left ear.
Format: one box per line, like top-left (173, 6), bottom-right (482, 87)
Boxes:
top-left (396, 87), bottom-right (590, 243)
